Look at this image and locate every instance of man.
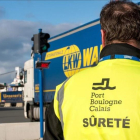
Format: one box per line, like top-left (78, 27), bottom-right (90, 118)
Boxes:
top-left (44, 1), bottom-right (140, 140)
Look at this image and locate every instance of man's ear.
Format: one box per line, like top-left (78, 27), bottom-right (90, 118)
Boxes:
top-left (101, 29), bottom-right (106, 47)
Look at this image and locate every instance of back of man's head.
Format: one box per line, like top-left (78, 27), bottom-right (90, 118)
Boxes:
top-left (100, 1), bottom-right (140, 47)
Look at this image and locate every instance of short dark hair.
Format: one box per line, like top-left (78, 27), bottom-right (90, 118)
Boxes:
top-left (100, 1), bottom-right (140, 45)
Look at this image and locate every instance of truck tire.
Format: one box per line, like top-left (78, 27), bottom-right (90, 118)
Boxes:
top-left (11, 103), bottom-right (16, 107)
top-left (28, 105), bottom-right (34, 122)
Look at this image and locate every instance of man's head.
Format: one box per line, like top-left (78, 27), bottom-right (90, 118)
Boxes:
top-left (100, 1), bottom-right (140, 48)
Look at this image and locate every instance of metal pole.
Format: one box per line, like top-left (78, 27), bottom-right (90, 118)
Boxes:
top-left (39, 28), bottom-right (43, 139)
top-left (39, 68), bottom-right (43, 139)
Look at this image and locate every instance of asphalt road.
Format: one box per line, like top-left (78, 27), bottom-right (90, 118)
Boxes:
top-left (0, 107), bottom-right (30, 123)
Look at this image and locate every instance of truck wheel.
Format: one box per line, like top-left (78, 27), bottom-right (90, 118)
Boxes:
top-left (11, 103), bottom-right (16, 107)
top-left (28, 105), bottom-right (34, 122)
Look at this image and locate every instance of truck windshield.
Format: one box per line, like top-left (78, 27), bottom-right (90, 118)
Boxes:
top-left (24, 71), bottom-right (27, 83)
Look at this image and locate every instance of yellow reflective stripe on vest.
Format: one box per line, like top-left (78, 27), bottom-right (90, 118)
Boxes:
top-left (57, 78), bottom-right (69, 130)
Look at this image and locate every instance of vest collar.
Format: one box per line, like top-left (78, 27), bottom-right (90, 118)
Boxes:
top-left (100, 43), bottom-right (140, 59)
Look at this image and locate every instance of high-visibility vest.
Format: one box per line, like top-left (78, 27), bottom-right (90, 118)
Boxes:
top-left (54, 58), bottom-right (140, 140)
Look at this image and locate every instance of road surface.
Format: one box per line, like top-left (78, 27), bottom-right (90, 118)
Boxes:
top-left (0, 107), bottom-right (30, 123)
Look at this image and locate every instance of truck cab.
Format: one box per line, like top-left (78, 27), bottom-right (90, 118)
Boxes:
top-left (23, 58), bottom-right (34, 119)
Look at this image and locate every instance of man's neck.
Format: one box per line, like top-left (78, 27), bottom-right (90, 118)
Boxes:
top-left (109, 40), bottom-right (140, 49)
